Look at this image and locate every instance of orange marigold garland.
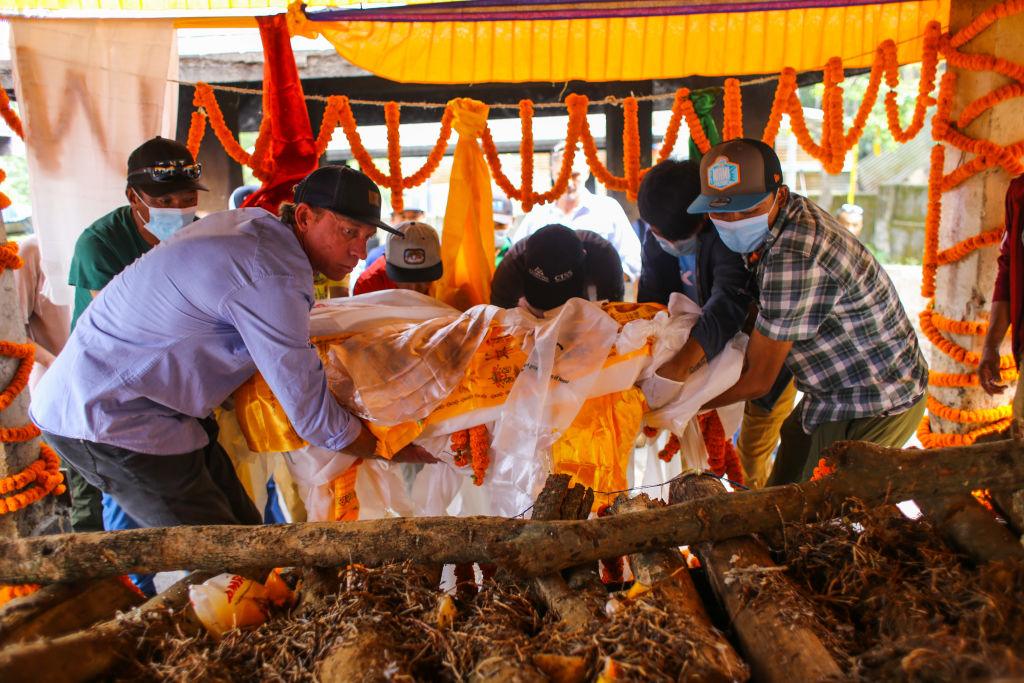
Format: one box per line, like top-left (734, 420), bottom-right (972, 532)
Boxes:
top-left (468, 425), bottom-right (490, 485)
top-left (192, 83), bottom-right (250, 166)
top-left (449, 426), bottom-right (490, 485)
top-left (926, 395), bottom-right (1012, 425)
top-left (400, 103), bottom-right (454, 190)
top-left (722, 78), bottom-right (743, 141)
top-left (519, 100), bottom-right (536, 212)
top-left (657, 433), bottom-right (680, 462)
top-left (0, 87), bottom-right (23, 140)
top-left (810, 458), bottom-right (835, 481)
top-left (0, 444), bottom-right (66, 514)
top-left (679, 89), bottom-right (711, 154)
top-left (762, 69), bottom-right (797, 147)
top-left (384, 101), bottom-right (404, 213)
top-left (450, 429), bottom-right (470, 467)
top-left (623, 97), bottom-right (641, 201)
top-left (655, 89), bottom-right (689, 165)
top-left (314, 96), bottom-right (345, 158)
top-left (0, 340), bottom-right (33, 413)
top-left (185, 110), bottom-right (207, 160)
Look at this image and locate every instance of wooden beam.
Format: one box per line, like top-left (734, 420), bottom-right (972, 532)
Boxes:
top-left (3, 441), bottom-right (1024, 584)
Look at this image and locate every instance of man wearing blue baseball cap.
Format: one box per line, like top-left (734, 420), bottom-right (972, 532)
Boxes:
top-left (32, 165), bottom-right (435, 529)
top-left (689, 138), bottom-right (927, 484)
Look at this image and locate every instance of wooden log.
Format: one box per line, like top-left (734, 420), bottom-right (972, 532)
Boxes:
top-left (990, 488), bottom-right (1024, 536)
top-left (0, 582), bottom-right (81, 640)
top-left (669, 474), bottom-right (843, 683)
top-left (317, 630), bottom-right (412, 683)
top-left (0, 576), bottom-right (143, 647)
top-left (5, 440), bottom-right (1024, 584)
top-left (611, 494), bottom-right (748, 682)
top-left (0, 571), bottom-right (214, 683)
top-left (530, 476), bottom-right (604, 631)
top-left (917, 493), bottom-right (1024, 563)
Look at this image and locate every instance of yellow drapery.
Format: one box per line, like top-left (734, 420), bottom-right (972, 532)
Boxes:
top-left (288, 0), bottom-right (948, 84)
top-left (435, 98), bottom-right (494, 311)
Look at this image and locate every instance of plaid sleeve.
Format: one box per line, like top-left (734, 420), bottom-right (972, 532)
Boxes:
top-left (755, 250), bottom-right (840, 342)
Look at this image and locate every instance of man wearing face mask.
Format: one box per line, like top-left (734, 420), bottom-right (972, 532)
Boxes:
top-left (689, 139), bottom-right (927, 484)
top-left (58, 137), bottom-right (203, 543)
top-left (637, 160), bottom-right (797, 488)
top-left (32, 165), bottom-right (437, 529)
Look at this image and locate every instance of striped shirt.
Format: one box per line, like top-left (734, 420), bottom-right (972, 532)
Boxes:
top-left (753, 194), bottom-right (927, 432)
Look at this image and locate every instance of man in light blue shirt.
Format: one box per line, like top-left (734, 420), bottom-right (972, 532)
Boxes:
top-left (32, 166), bottom-right (435, 527)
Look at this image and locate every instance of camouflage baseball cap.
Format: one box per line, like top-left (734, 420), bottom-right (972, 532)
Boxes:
top-left (687, 138), bottom-right (783, 214)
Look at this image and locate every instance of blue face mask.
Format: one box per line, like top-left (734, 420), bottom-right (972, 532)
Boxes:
top-left (653, 232), bottom-right (697, 258)
top-left (134, 191), bottom-right (197, 241)
top-left (710, 196), bottom-right (777, 254)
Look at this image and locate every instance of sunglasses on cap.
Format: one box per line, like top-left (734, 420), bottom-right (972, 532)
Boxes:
top-left (129, 160), bottom-right (203, 183)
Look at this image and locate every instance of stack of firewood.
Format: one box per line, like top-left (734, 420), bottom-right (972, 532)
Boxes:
top-left (0, 439), bottom-right (1023, 682)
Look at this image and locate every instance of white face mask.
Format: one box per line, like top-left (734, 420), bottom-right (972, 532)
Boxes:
top-left (133, 190), bottom-right (197, 241)
top-left (654, 232), bottom-right (697, 258)
top-left (709, 195), bottom-right (777, 254)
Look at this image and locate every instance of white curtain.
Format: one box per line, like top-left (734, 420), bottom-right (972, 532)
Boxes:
top-left (10, 19), bottom-right (178, 306)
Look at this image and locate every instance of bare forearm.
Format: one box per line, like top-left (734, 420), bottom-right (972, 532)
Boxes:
top-left (982, 301), bottom-right (1012, 355)
top-left (703, 373), bottom-right (766, 410)
top-left (656, 337), bottom-right (707, 383)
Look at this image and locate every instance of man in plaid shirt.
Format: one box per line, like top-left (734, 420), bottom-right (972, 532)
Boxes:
top-left (688, 139), bottom-right (927, 483)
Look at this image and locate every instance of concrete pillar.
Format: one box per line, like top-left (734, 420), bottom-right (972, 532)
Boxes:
top-left (929, 0), bottom-right (1024, 436)
top-left (0, 220), bottom-right (65, 539)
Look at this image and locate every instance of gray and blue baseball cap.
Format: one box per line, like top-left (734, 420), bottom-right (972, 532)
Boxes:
top-left (687, 138), bottom-right (783, 214)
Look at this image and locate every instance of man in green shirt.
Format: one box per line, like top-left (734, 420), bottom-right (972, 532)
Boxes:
top-left (66, 136), bottom-right (206, 533)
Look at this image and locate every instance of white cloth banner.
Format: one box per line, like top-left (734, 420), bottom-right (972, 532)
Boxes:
top-left (10, 18), bottom-right (178, 306)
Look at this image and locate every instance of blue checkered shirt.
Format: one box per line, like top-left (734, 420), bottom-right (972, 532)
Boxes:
top-left (753, 194), bottom-right (927, 432)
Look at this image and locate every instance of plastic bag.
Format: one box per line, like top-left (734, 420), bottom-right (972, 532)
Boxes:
top-left (189, 573), bottom-right (270, 638)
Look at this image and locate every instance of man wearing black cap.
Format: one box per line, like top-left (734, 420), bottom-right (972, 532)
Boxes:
top-left (60, 136), bottom-right (206, 536)
top-left (32, 165), bottom-right (435, 529)
top-left (490, 224), bottom-right (624, 313)
top-left (689, 138), bottom-right (927, 484)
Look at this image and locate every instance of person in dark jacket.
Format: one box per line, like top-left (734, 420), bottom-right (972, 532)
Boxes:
top-left (637, 159), bottom-right (795, 487)
top-left (491, 224), bottom-right (624, 312)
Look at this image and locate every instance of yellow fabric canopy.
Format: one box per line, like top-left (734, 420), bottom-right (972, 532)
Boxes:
top-left (291, 0), bottom-right (949, 84)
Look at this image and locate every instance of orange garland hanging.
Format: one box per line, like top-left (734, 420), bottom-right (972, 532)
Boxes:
top-left (722, 78), bottom-right (743, 141)
top-left (185, 110), bottom-right (207, 160)
top-left (518, 99), bottom-right (536, 213)
top-left (762, 69), bottom-right (798, 147)
top-left (449, 425), bottom-right (491, 485)
top-left (384, 101), bottom-right (404, 213)
top-left (657, 433), bottom-right (680, 462)
top-left (192, 83), bottom-right (251, 166)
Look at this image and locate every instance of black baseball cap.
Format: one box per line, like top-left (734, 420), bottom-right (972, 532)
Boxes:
top-left (523, 224), bottom-right (586, 311)
top-left (126, 136), bottom-right (207, 197)
top-left (294, 165), bottom-right (401, 235)
top-left (688, 138), bottom-right (783, 214)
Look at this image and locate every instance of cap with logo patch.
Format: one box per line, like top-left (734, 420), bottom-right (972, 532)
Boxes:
top-left (385, 221), bottom-right (443, 282)
top-left (523, 224), bottom-right (586, 311)
top-left (687, 138), bottom-right (783, 214)
top-left (294, 165), bottom-right (402, 235)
